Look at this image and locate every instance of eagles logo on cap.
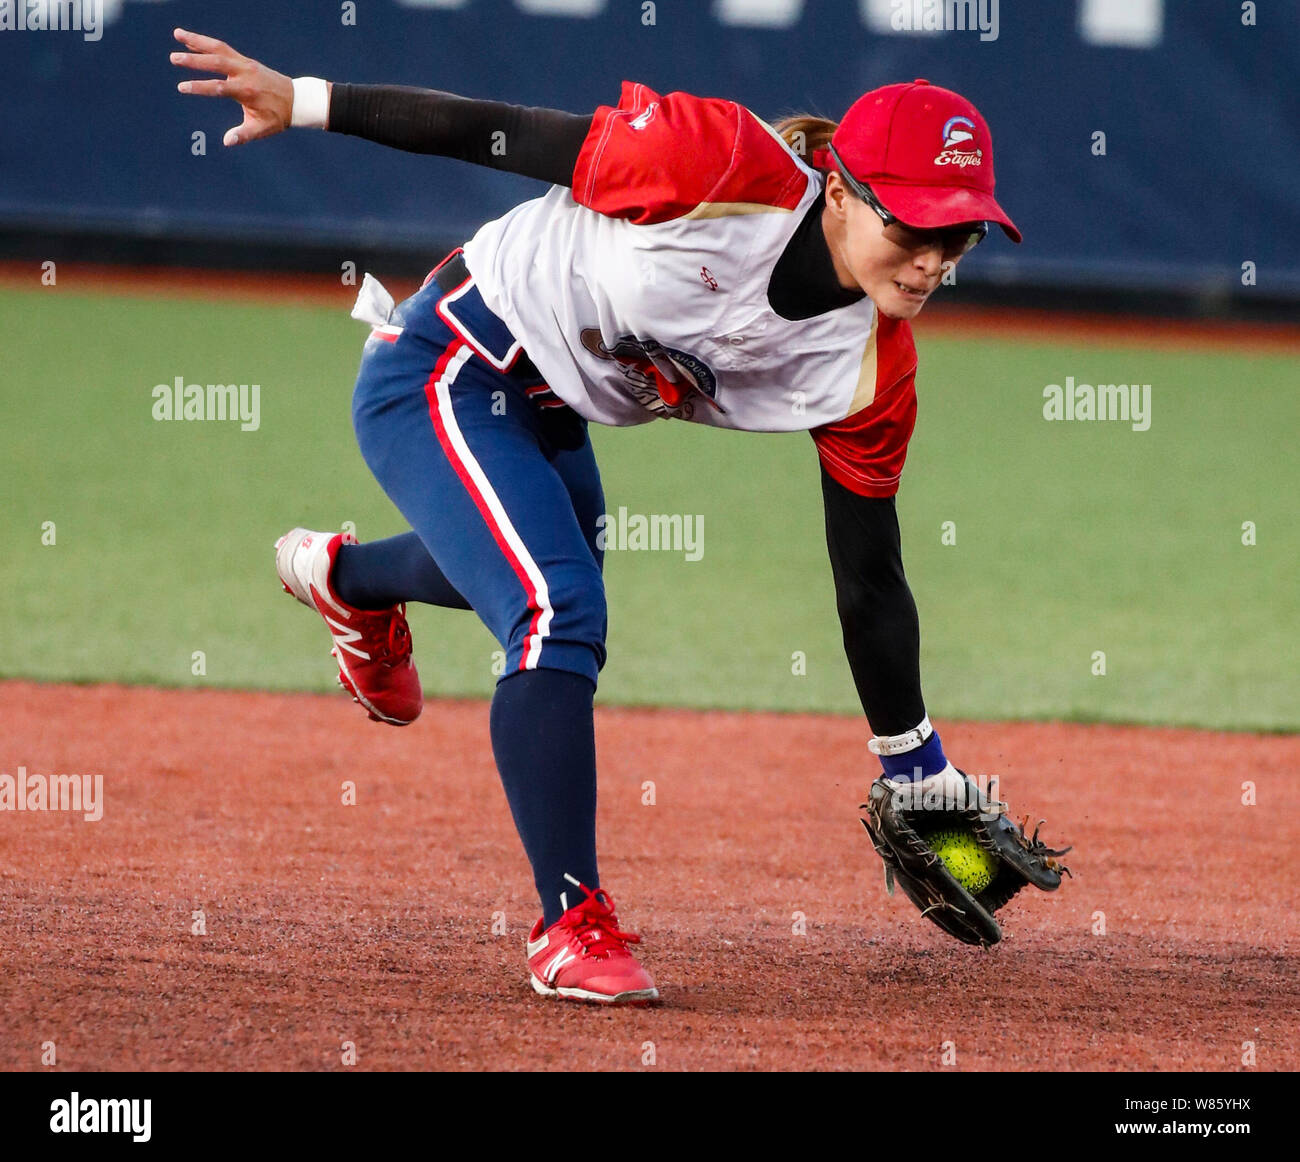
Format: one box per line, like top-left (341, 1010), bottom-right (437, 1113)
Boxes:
top-left (935, 115), bottom-right (982, 168)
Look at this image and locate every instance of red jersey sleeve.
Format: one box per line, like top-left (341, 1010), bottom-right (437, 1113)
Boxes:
top-left (571, 80), bottom-right (806, 224)
top-left (811, 315), bottom-right (919, 498)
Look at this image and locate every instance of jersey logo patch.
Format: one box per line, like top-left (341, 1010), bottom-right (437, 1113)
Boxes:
top-left (580, 329), bottom-right (723, 419)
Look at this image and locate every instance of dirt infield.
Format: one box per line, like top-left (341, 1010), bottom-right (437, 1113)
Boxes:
top-left (1, 680), bottom-right (1296, 1072)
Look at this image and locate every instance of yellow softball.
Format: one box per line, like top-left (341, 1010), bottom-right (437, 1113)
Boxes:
top-left (928, 829), bottom-right (997, 894)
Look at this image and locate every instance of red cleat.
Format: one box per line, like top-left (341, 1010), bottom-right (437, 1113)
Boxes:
top-left (274, 527), bottom-right (423, 725)
top-left (526, 878), bottom-right (659, 1006)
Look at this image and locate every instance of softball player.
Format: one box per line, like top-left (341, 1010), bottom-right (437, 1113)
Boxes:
top-left (174, 27), bottom-right (1021, 1006)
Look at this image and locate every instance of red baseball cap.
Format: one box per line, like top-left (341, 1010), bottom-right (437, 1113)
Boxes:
top-left (813, 78), bottom-right (1021, 243)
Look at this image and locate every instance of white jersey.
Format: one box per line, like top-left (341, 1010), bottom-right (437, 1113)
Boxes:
top-left (463, 81), bottom-right (920, 497)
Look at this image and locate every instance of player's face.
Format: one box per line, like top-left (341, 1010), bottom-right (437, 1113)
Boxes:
top-left (822, 172), bottom-right (973, 319)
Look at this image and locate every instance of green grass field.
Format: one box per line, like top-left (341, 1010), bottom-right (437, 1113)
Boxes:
top-left (3, 286), bottom-right (1296, 730)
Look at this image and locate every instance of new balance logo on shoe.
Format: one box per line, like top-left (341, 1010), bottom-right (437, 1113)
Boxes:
top-left (540, 947), bottom-right (577, 983)
top-left (323, 613), bottom-right (369, 660)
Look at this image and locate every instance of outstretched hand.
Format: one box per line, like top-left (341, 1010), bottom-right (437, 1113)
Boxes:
top-left (171, 27), bottom-right (296, 147)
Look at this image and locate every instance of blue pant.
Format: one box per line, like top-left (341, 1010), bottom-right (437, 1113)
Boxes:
top-left (350, 269), bottom-right (608, 686)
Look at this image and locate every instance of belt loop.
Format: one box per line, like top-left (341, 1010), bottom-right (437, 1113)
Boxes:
top-left (433, 250), bottom-right (471, 296)
top-left (422, 247), bottom-right (465, 290)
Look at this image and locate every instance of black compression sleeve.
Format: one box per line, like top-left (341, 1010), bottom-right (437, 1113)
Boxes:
top-left (327, 83), bottom-right (592, 186)
top-left (820, 463), bottom-right (927, 735)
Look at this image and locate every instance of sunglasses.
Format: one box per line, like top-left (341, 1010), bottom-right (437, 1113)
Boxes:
top-left (828, 144), bottom-right (988, 258)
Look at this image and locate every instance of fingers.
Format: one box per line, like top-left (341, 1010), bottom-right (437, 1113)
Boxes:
top-left (172, 27), bottom-right (236, 56)
top-left (223, 121), bottom-right (262, 149)
top-left (176, 79), bottom-right (229, 98)
top-left (170, 28), bottom-right (245, 77)
top-left (170, 50), bottom-right (237, 75)
top-left (222, 115), bottom-right (274, 148)
top-left (171, 29), bottom-right (285, 147)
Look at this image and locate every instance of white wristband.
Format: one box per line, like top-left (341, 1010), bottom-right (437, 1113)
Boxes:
top-left (291, 77), bottom-right (330, 130)
top-left (867, 715), bottom-right (934, 756)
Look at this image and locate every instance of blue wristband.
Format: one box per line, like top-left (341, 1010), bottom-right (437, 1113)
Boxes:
top-left (879, 731), bottom-right (948, 782)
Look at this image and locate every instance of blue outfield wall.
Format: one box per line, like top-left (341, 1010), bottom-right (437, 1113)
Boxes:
top-left (0, 0), bottom-right (1295, 296)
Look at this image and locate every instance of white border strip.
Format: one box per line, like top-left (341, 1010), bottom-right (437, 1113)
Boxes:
top-left (432, 347), bottom-right (553, 667)
top-left (436, 277), bottom-right (524, 372)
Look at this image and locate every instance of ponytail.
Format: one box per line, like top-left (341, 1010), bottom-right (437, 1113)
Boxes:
top-left (771, 114), bottom-right (838, 171)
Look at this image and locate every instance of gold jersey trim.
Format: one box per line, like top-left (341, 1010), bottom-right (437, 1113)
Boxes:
top-left (679, 200), bottom-right (797, 219)
top-left (845, 311), bottom-right (880, 415)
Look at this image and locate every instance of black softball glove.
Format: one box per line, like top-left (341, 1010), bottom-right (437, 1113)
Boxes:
top-left (861, 767), bottom-right (1071, 947)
